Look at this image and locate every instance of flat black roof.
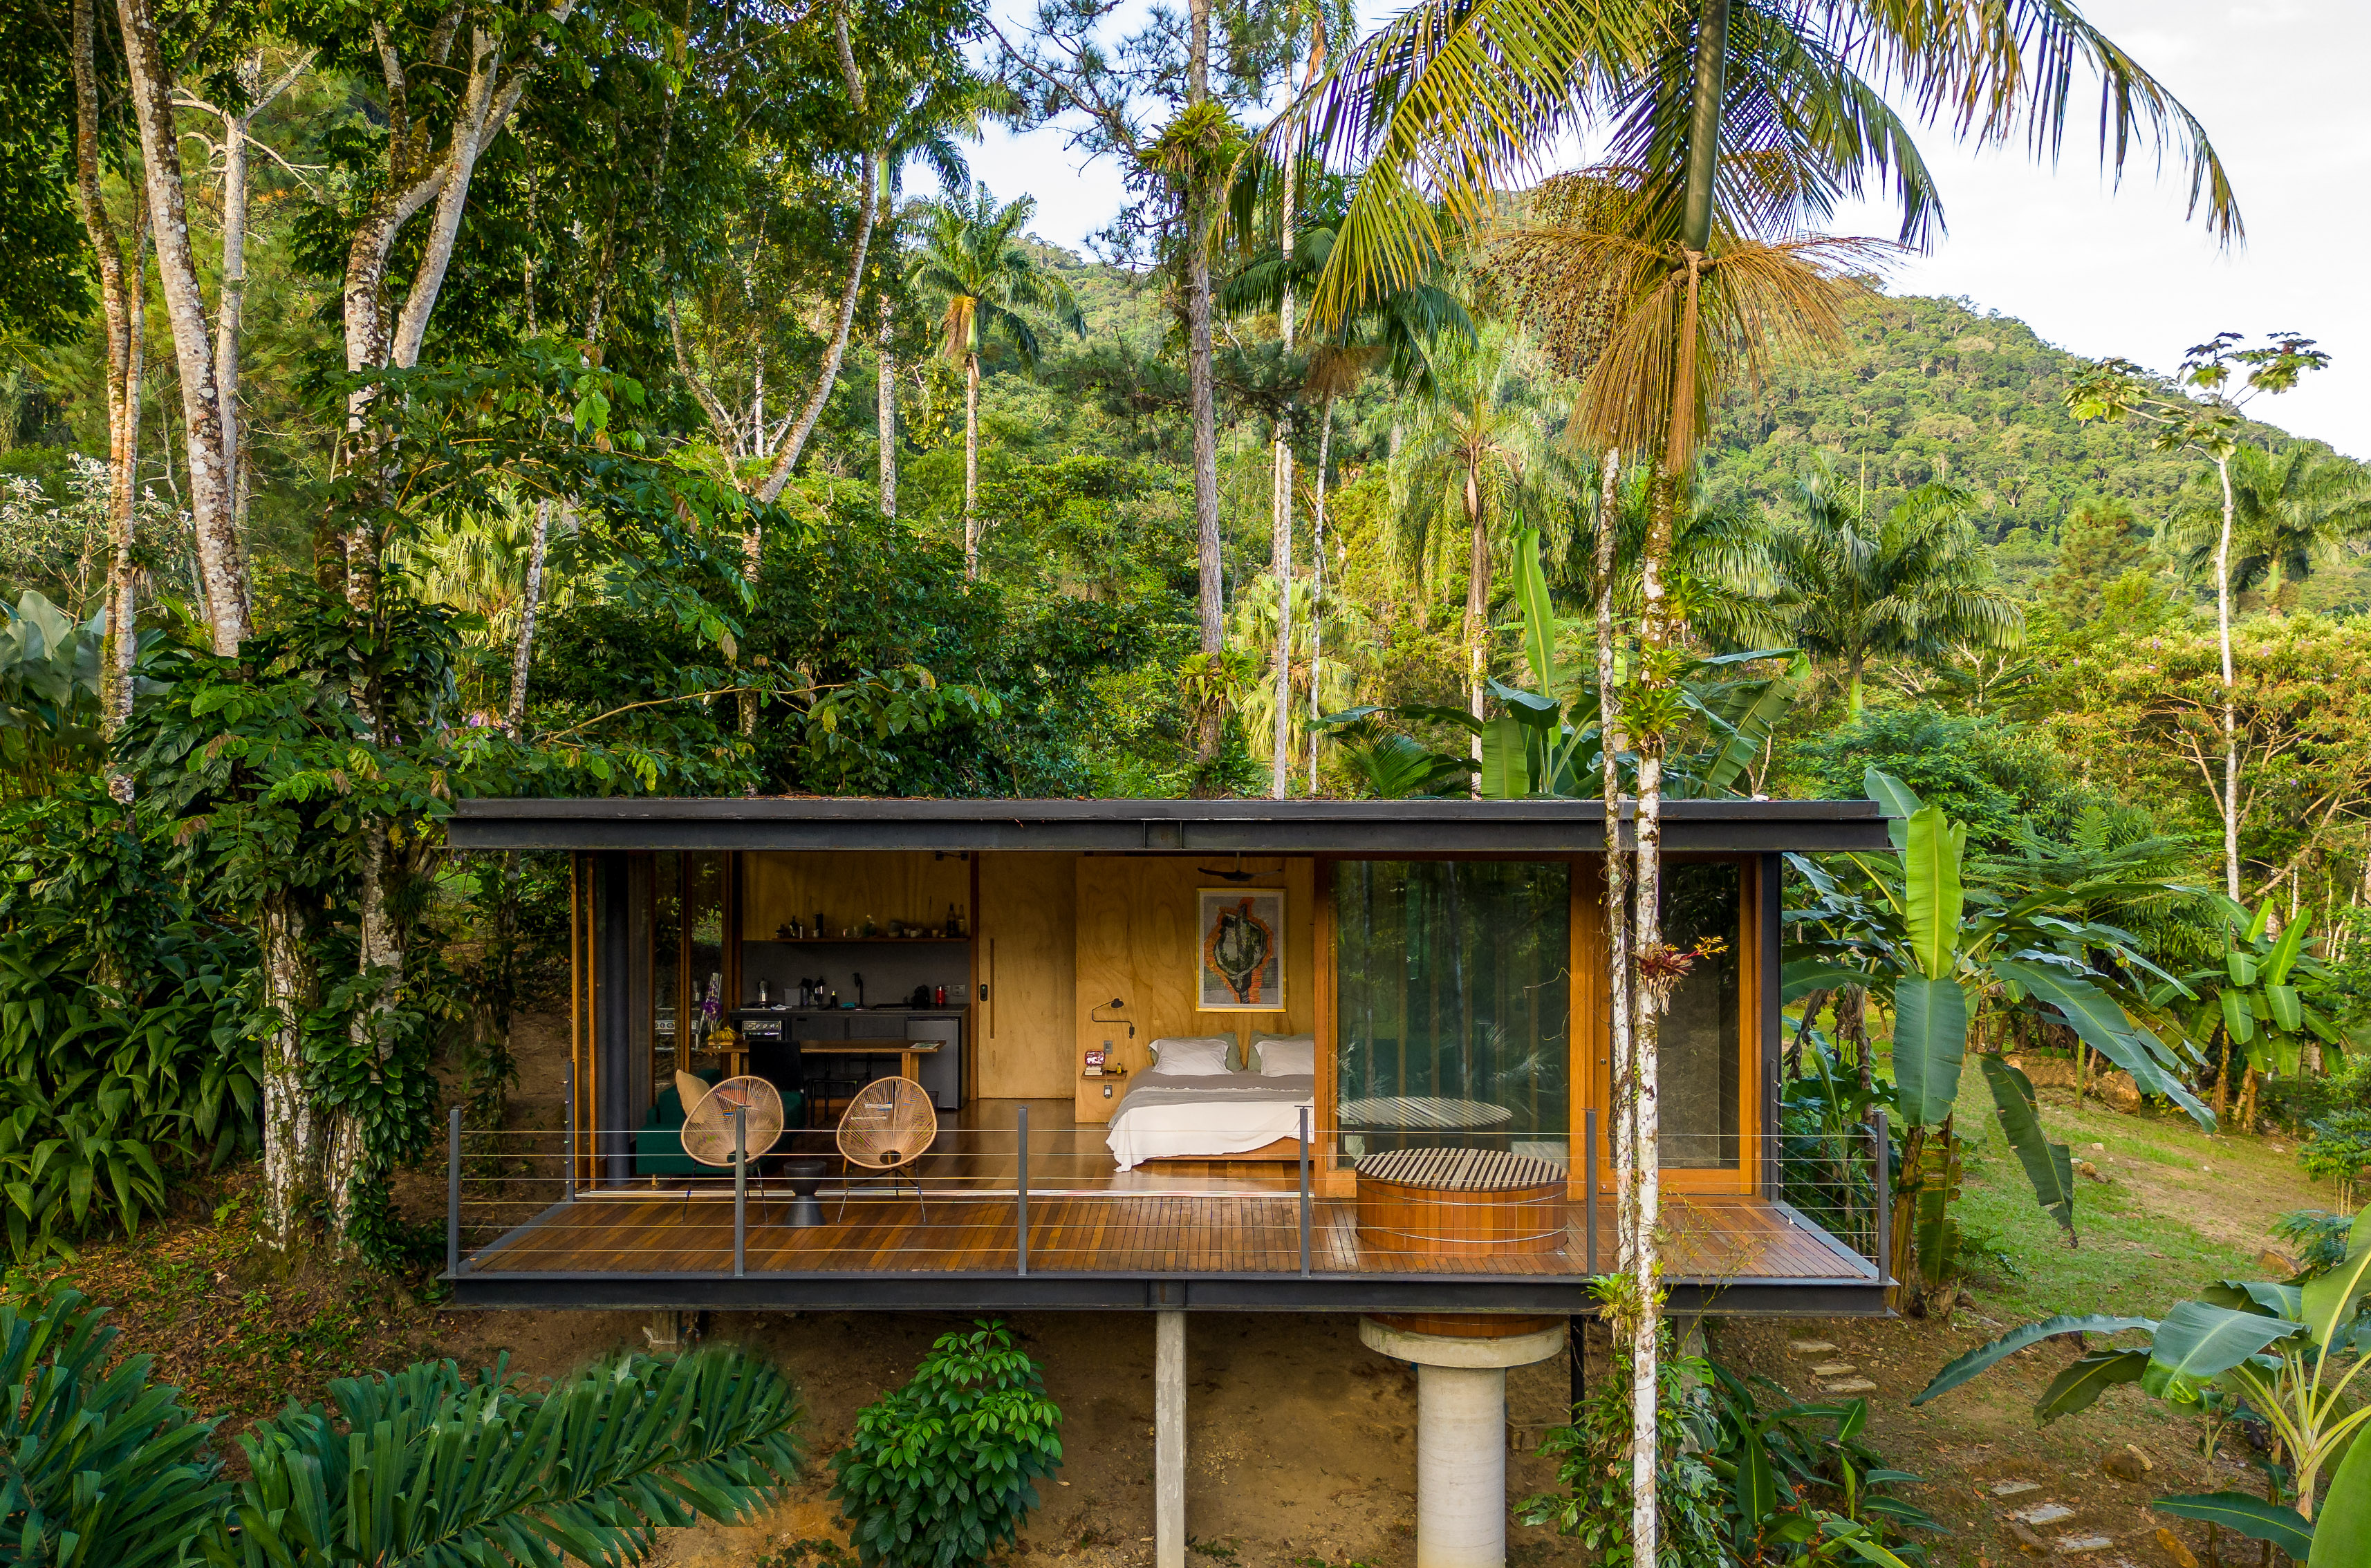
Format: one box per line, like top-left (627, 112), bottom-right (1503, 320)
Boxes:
top-left (447, 796), bottom-right (1890, 854)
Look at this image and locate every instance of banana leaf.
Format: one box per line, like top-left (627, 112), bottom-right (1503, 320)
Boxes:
top-left (2300, 1222), bottom-right (2371, 1349)
top-left (1902, 806), bottom-right (1965, 982)
top-left (1892, 976), bottom-right (1968, 1128)
top-left (1785, 959), bottom-right (1877, 1004)
top-left (2034, 1349), bottom-right (2149, 1421)
top-left (2199, 1281), bottom-right (2303, 1320)
top-left (2148, 1302), bottom-right (2306, 1382)
top-left (1913, 1315), bottom-right (2156, 1406)
top-left (2222, 986), bottom-right (2257, 1044)
top-left (1864, 767), bottom-right (1922, 852)
top-left (1978, 1056), bottom-right (2075, 1236)
top-left (2310, 1420), bottom-right (2371, 1566)
top-left (1994, 957), bottom-right (2215, 1128)
top-left (2153, 1494), bottom-right (2312, 1561)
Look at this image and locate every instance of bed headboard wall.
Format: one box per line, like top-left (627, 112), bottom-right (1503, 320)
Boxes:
top-left (1071, 857), bottom-right (1317, 1123)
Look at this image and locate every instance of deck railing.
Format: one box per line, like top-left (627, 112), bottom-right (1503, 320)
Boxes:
top-left (445, 1108), bottom-right (1889, 1285)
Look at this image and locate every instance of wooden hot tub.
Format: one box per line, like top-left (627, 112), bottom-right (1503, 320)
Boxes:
top-left (1353, 1147), bottom-right (1568, 1256)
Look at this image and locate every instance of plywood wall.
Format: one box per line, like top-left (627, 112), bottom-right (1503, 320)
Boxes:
top-left (741, 851), bottom-right (972, 940)
top-left (1072, 857), bottom-right (1316, 1123)
top-left (976, 852), bottom-right (1077, 1099)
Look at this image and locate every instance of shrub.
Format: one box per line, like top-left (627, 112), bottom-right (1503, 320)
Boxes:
top-left (829, 1321), bottom-right (1064, 1568)
top-left (1786, 707), bottom-right (2105, 847)
top-left (1516, 1320), bottom-right (1730, 1568)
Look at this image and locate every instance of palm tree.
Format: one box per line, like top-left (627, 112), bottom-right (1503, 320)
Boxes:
top-left (1385, 321), bottom-right (1563, 730)
top-left (868, 70), bottom-right (985, 519)
top-left (905, 185), bottom-right (1085, 576)
top-left (1774, 460), bottom-right (2023, 717)
top-left (2168, 443), bottom-right (2371, 612)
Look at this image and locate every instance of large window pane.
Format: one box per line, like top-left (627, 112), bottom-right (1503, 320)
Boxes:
top-left (1659, 861), bottom-right (1741, 1169)
top-left (1335, 861), bottom-right (1571, 1162)
top-left (647, 851), bottom-right (681, 1108)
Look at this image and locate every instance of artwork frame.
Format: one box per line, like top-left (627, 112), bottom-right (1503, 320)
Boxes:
top-left (1198, 888), bottom-right (1286, 1011)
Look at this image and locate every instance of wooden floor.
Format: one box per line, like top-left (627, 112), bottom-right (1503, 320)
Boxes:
top-left (464, 1190), bottom-right (1872, 1282)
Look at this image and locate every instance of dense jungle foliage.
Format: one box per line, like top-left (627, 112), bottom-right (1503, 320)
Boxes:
top-left (0, 0), bottom-right (2364, 1321)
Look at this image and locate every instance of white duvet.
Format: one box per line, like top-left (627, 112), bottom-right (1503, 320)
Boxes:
top-left (1105, 1070), bottom-right (1317, 1170)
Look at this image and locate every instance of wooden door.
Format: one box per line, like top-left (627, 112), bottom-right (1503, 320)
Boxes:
top-left (975, 852), bottom-right (1077, 1099)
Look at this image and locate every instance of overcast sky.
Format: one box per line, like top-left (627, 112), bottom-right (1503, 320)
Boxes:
top-left (961, 0), bottom-right (2368, 456)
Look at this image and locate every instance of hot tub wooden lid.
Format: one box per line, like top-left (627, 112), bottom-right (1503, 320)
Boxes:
top-left (1354, 1146), bottom-right (1567, 1192)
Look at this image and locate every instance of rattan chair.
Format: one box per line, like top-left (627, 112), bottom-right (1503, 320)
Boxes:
top-left (681, 1075), bottom-right (786, 1202)
top-left (834, 1076), bottom-right (938, 1222)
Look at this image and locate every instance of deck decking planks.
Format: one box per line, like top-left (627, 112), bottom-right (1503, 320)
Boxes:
top-left (465, 1189), bottom-right (1871, 1282)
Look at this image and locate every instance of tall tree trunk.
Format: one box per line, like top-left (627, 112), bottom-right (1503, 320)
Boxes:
top-left (2214, 451), bottom-right (2240, 902)
top-left (1186, 0), bottom-right (1223, 764)
top-left (964, 353), bottom-right (982, 576)
top-left (877, 161), bottom-right (898, 519)
top-left (258, 892), bottom-right (320, 1246)
top-left (1308, 398), bottom-right (1332, 793)
top-left (1268, 167), bottom-right (1296, 799)
top-left (115, 0), bottom-right (250, 655)
top-left (214, 54), bottom-right (256, 511)
top-left (505, 500), bottom-right (555, 738)
top-left (72, 0), bottom-right (138, 798)
top-left (1465, 474), bottom-right (1489, 728)
top-left (1597, 449), bottom-right (1633, 1273)
top-left (754, 6), bottom-right (873, 507)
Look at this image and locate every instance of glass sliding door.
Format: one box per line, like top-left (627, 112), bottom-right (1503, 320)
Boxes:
top-left (1658, 861), bottom-right (1742, 1170)
top-left (1334, 860), bottom-right (1572, 1164)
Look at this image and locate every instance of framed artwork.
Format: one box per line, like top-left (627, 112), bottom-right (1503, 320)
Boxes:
top-left (1199, 888), bottom-right (1285, 1011)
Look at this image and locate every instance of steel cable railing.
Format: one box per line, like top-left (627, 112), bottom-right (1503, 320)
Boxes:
top-left (443, 1110), bottom-right (1888, 1284)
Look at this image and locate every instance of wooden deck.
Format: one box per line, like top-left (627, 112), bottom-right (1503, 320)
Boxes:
top-left (465, 1190), bottom-right (1871, 1285)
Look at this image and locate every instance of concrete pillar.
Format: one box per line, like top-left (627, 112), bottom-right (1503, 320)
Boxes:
top-left (1360, 1317), bottom-right (1568, 1568)
top-left (1156, 1310), bottom-right (1186, 1568)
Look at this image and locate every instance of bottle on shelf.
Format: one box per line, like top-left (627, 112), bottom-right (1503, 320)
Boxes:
top-left (757, 978), bottom-right (772, 1007)
top-left (933, 983), bottom-right (947, 1007)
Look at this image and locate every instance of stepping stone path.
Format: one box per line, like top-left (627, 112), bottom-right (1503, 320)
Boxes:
top-left (1788, 1340), bottom-right (1877, 1395)
top-left (1993, 1488), bottom-right (2147, 1560)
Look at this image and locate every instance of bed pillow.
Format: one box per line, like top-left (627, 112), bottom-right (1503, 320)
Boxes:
top-left (1250, 1034), bottom-right (1315, 1076)
top-left (1148, 1035), bottom-right (1235, 1076)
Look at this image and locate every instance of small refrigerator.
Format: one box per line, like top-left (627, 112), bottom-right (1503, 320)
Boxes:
top-left (908, 1016), bottom-right (962, 1112)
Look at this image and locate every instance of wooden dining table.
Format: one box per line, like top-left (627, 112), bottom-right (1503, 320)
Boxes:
top-left (801, 1038), bottom-right (941, 1084)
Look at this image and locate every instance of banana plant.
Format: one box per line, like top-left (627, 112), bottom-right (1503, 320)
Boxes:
top-left (1913, 1224), bottom-right (2371, 1558)
top-left (1785, 771), bottom-right (2211, 1290)
top-left (1323, 530), bottom-right (1805, 801)
top-left (2154, 898), bottom-right (2354, 1080)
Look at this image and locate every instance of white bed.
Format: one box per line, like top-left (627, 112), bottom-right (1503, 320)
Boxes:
top-left (1104, 1069), bottom-right (1317, 1170)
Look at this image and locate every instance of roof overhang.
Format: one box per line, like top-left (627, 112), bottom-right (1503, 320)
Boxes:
top-left (446, 796), bottom-right (1890, 855)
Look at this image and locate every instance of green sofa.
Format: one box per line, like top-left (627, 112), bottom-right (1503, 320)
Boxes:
top-left (633, 1069), bottom-right (720, 1177)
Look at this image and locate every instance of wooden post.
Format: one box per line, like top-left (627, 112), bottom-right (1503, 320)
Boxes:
top-left (733, 1105), bottom-right (746, 1278)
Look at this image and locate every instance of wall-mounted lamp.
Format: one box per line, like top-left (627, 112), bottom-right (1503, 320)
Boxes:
top-left (1090, 998), bottom-right (1135, 1039)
